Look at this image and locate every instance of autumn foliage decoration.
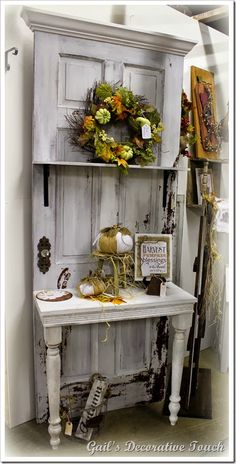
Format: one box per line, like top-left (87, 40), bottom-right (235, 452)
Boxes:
top-left (180, 91), bottom-right (197, 157)
top-left (65, 82), bottom-right (164, 172)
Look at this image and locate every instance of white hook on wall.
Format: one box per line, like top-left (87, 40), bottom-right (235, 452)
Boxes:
top-left (5, 47), bottom-right (18, 72)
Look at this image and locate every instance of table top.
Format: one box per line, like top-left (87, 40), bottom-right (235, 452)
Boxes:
top-left (34, 283), bottom-right (197, 327)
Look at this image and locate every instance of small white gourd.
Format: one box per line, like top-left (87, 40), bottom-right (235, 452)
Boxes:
top-left (78, 277), bottom-right (106, 297)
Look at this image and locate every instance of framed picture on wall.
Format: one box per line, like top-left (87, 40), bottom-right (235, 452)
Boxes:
top-left (135, 234), bottom-right (172, 281)
top-left (195, 168), bottom-right (214, 205)
top-left (191, 66), bottom-right (220, 160)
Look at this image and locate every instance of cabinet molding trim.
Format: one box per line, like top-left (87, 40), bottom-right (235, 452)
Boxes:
top-left (21, 8), bottom-right (197, 56)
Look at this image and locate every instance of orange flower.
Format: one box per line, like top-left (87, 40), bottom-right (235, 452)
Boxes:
top-left (111, 95), bottom-right (127, 119)
top-left (83, 115), bottom-right (95, 131)
top-left (112, 95), bottom-right (123, 112)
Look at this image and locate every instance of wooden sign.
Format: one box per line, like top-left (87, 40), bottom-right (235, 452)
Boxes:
top-left (75, 376), bottom-right (108, 441)
top-left (191, 66), bottom-right (219, 160)
top-left (135, 234), bottom-right (172, 281)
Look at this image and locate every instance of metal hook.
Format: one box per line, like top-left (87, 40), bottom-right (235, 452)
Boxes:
top-left (5, 47), bottom-right (18, 72)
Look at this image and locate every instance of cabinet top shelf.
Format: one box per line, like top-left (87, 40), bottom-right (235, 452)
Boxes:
top-left (21, 7), bottom-right (197, 56)
top-left (33, 160), bottom-right (189, 172)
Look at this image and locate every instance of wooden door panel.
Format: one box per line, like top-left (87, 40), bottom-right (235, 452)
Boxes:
top-left (56, 166), bottom-right (93, 263)
top-left (58, 54), bottom-right (105, 108)
top-left (37, 317), bottom-right (168, 423)
top-left (120, 170), bottom-right (156, 234)
top-left (33, 165), bottom-right (59, 290)
top-left (57, 129), bottom-right (88, 162)
top-left (34, 31), bottom-right (183, 166)
top-left (123, 64), bottom-right (164, 110)
top-left (97, 323), bottom-right (116, 377)
top-left (118, 319), bottom-right (151, 373)
top-left (94, 169), bottom-right (120, 232)
top-left (62, 325), bottom-right (92, 377)
top-left (61, 320), bottom-right (152, 379)
top-left (33, 31), bottom-right (182, 422)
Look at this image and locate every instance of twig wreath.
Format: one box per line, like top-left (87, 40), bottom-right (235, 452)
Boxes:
top-left (66, 82), bottom-right (164, 173)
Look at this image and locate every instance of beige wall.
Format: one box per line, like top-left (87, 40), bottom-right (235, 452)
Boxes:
top-left (5, 3), bottom-right (230, 427)
top-left (5, 4), bottom-right (34, 428)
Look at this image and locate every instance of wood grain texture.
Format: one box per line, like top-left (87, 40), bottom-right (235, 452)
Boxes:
top-left (32, 27), bottom-right (187, 422)
top-left (191, 65), bottom-right (218, 160)
top-left (34, 31), bottom-right (183, 167)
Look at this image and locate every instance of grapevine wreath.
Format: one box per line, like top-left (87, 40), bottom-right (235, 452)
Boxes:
top-left (66, 82), bottom-right (164, 172)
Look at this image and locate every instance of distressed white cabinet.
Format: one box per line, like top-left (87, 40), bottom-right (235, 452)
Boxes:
top-left (22, 8), bottom-right (196, 423)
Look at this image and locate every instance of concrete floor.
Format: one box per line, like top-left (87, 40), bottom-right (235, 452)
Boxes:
top-left (5, 349), bottom-right (229, 460)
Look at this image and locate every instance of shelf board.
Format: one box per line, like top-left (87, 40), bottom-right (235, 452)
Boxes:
top-left (190, 158), bottom-right (229, 164)
top-left (33, 160), bottom-right (189, 171)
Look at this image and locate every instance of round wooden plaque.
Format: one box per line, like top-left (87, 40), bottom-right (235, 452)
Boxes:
top-left (36, 290), bottom-right (73, 302)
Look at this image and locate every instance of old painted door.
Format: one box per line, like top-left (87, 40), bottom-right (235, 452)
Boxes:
top-left (33, 31), bottom-right (183, 421)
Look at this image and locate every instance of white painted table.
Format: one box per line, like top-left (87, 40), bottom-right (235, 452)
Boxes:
top-left (34, 283), bottom-right (196, 449)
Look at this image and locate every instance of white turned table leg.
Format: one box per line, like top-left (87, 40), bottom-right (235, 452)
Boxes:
top-left (169, 313), bottom-right (192, 426)
top-left (44, 327), bottom-right (62, 449)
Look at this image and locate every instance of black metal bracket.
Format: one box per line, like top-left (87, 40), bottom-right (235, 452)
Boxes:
top-left (43, 165), bottom-right (50, 207)
top-left (162, 170), bottom-right (170, 209)
top-left (193, 256), bottom-right (199, 272)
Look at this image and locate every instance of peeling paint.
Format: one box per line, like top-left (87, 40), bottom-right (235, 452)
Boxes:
top-left (162, 171), bottom-right (177, 235)
top-left (152, 364), bottom-right (167, 402)
top-left (36, 317), bottom-right (169, 422)
top-left (151, 317), bottom-right (169, 402)
top-left (37, 338), bottom-right (46, 374)
top-left (156, 317), bottom-right (169, 359)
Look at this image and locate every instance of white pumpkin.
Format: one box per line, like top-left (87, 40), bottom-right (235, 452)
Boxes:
top-left (116, 232), bottom-right (133, 253)
top-left (78, 277), bottom-right (106, 297)
top-left (95, 226), bottom-right (133, 254)
top-left (79, 283), bottom-right (95, 296)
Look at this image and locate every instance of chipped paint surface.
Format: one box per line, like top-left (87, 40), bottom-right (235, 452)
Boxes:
top-left (36, 317), bottom-right (169, 422)
top-left (32, 32), bottom-right (186, 427)
top-left (33, 160), bottom-right (179, 424)
top-left (151, 317), bottom-right (169, 402)
top-left (162, 172), bottom-right (177, 235)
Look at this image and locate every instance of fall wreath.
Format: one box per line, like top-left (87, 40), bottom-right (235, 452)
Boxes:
top-left (66, 82), bottom-right (164, 172)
